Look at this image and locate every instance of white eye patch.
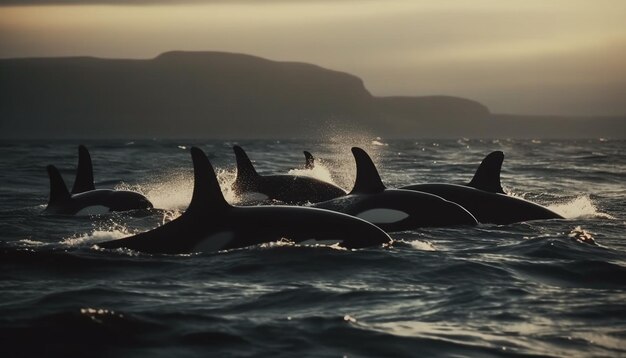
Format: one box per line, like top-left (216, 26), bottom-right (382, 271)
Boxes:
top-left (356, 209), bottom-right (409, 224)
top-left (194, 231), bottom-right (235, 252)
top-left (76, 205), bottom-right (110, 216)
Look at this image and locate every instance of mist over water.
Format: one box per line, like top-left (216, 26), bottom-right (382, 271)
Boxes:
top-left (288, 162), bottom-right (338, 189)
top-left (548, 195), bottom-right (615, 220)
top-left (1, 138), bottom-right (625, 357)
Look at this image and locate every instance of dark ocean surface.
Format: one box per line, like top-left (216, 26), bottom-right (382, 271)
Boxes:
top-left (1, 138), bottom-right (624, 357)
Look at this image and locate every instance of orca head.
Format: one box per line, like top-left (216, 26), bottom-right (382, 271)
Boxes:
top-left (467, 151), bottom-right (505, 194)
top-left (349, 147), bottom-right (386, 195)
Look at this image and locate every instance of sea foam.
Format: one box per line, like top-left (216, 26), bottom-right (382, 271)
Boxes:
top-left (548, 195), bottom-right (615, 219)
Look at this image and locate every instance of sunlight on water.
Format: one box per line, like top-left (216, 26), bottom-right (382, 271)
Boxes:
top-left (2, 139), bottom-right (625, 357)
top-left (392, 238), bottom-right (438, 251)
top-left (373, 320), bottom-right (521, 350)
top-left (62, 227), bottom-right (130, 247)
top-left (549, 195), bottom-right (615, 219)
top-left (568, 226), bottom-right (598, 245)
top-left (317, 127), bottom-right (388, 189)
top-left (80, 308), bottom-right (125, 322)
top-left (504, 188), bottom-right (524, 198)
top-left (573, 332), bottom-right (626, 351)
top-left (17, 239), bottom-right (46, 247)
top-left (161, 209), bottom-right (182, 225)
top-left (408, 240), bottom-right (437, 251)
top-left (371, 137), bottom-right (389, 146)
top-left (287, 160), bottom-right (341, 188)
top-left (259, 238), bottom-right (295, 249)
top-left (116, 172), bottom-right (193, 211)
top-left (343, 314), bottom-right (358, 323)
top-left (116, 167), bottom-right (241, 210)
top-left (257, 238), bottom-right (348, 251)
top-left (60, 214), bottom-right (165, 247)
top-left (216, 167), bottom-right (239, 204)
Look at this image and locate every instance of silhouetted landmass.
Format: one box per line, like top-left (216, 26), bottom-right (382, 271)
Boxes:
top-left (486, 114), bottom-right (626, 139)
top-left (373, 96), bottom-right (491, 137)
top-left (0, 51), bottom-right (624, 138)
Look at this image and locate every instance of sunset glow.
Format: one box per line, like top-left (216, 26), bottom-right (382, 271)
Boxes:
top-left (1, 0), bottom-right (625, 115)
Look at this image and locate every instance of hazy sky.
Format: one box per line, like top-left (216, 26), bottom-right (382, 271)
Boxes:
top-left (1, 0), bottom-right (625, 115)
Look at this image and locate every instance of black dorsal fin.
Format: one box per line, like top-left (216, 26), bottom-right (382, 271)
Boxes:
top-left (47, 165), bottom-right (71, 206)
top-left (467, 151), bottom-right (505, 194)
top-left (186, 147), bottom-right (230, 214)
top-left (350, 147), bottom-right (386, 194)
top-left (303, 151), bottom-right (315, 169)
top-left (71, 145), bottom-right (95, 194)
top-left (233, 145), bottom-right (259, 184)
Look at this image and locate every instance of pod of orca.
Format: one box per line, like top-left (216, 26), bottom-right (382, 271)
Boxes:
top-left (99, 147), bottom-right (391, 254)
top-left (45, 145), bottom-right (153, 215)
top-left (43, 145), bottom-right (564, 254)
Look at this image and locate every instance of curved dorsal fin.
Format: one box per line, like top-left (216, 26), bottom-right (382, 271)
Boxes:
top-left (47, 165), bottom-right (71, 206)
top-left (186, 147), bottom-right (230, 215)
top-left (350, 147), bottom-right (386, 194)
top-left (467, 151), bottom-right (505, 194)
top-left (233, 145), bottom-right (259, 183)
top-left (71, 145), bottom-right (95, 194)
top-left (303, 151), bottom-right (314, 169)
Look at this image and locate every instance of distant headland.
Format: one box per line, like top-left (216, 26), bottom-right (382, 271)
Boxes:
top-left (0, 51), bottom-right (623, 139)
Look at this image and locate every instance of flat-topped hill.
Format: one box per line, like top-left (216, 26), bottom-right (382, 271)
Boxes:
top-left (1, 51), bottom-right (622, 138)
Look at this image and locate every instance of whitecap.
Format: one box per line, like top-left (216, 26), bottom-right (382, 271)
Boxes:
top-left (548, 195), bottom-right (615, 219)
top-left (62, 228), bottom-right (131, 247)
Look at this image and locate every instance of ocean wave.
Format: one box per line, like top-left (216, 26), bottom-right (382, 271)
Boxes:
top-left (548, 195), bottom-right (615, 219)
top-left (509, 259), bottom-right (626, 288)
top-left (1, 139), bottom-right (624, 357)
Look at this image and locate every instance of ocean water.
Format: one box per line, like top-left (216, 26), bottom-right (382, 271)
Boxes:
top-left (0, 138), bottom-right (624, 357)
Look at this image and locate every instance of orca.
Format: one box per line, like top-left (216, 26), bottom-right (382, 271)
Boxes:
top-left (43, 145), bottom-right (153, 215)
top-left (289, 151), bottom-right (315, 172)
top-left (72, 145), bottom-right (96, 194)
top-left (99, 147), bottom-right (391, 254)
top-left (400, 151), bottom-right (563, 224)
top-left (303, 151), bottom-right (315, 170)
top-left (313, 147), bottom-right (478, 231)
top-left (232, 145), bottom-right (346, 205)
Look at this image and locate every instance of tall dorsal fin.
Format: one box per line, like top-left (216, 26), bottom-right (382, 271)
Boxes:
top-left (303, 151), bottom-right (315, 169)
top-left (233, 145), bottom-right (259, 184)
top-left (71, 145), bottom-right (95, 194)
top-left (186, 147), bottom-right (231, 214)
top-left (47, 165), bottom-right (71, 206)
top-left (467, 151), bottom-right (505, 194)
top-left (350, 147), bottom-right (386, 194)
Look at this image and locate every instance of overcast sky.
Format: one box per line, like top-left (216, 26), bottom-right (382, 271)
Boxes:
top-left (1, 0), bottom-right (624, 115)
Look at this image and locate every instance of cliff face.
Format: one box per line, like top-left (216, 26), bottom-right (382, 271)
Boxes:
top-left (0, 51), bottom-right (500, 138)
top-left (0, 51), bottom-right (377, 138)
top-left (372, 96), bottom-right (491, 136)
top-left (3, 51), bottom-right (623, 139)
